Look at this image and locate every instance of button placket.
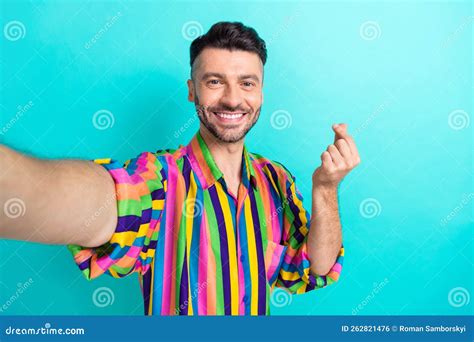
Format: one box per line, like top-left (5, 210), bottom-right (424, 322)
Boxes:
top-left (235, 182), bottom-right (250, 311)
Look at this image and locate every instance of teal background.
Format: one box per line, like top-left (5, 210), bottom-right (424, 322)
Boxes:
top-left (0, 0), bottom-right (472, 316)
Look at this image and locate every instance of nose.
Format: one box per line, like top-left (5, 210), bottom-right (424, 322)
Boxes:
top-left (220, 84), bottom-right (243, 110)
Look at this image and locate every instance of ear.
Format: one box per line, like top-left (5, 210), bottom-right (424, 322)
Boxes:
top-left (187, 79), bottom-right (195, 102)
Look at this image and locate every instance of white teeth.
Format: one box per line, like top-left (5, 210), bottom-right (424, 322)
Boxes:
top-left (215, 112), bottom-right (244, 119)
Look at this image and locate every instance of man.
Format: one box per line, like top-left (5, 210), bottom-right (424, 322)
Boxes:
top-left (0, 22), bottom-right (360, 315)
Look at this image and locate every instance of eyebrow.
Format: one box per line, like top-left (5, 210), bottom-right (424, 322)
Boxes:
top-left (201, 72), bottom-right (261, 83)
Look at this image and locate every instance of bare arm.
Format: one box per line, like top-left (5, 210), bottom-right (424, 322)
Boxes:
top-left (308, 123), bottom-right (361, 275)
top-left (308, 185), bottom-right (342, 275)
top-left (0, 144), bottom-right (117, 247)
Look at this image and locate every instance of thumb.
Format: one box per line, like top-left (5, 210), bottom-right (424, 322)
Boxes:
top-left (332, 123), bottom-right (348, 143)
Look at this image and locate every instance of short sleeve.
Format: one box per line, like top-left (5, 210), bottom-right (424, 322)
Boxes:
top-left (67, 152), bottom-right (167, 280)
top-left (276, 172), bottom-right (344, 294)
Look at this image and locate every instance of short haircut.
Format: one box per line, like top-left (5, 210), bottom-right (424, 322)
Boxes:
top-left (189, 21), bottom-right (267, 75)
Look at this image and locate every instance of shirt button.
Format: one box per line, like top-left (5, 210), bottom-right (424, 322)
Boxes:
top-left (242, 295), bottom-right (248, 303)
top-left (240, 254), bottom-right (245, 262)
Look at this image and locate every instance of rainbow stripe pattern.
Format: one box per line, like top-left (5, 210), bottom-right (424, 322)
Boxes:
top-left (68, 130), bottom-right (344, 315)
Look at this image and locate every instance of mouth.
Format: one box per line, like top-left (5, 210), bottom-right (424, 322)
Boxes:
top-left (212, 111), bottom-right (248, 123)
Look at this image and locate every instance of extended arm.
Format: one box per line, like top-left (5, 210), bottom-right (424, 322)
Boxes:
top-left (0, 144), bottom-right (117, 247)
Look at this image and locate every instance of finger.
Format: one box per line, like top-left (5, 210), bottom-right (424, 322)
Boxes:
top-left (343, 134), bottom-right (360, 161)
top-left (332, 123), bottom-right (349, 143)
top-left (321, 151), bottom-right (334, 169)
top-left (327, 144), bottom-right (344, 167)
top-left (334, 123), bottom-right (359, 158)
top-left (334, 138), bottom-right (352, 159)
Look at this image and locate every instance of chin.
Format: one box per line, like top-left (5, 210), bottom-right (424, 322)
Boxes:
top-left (216, 133), bottom-right (246, 143)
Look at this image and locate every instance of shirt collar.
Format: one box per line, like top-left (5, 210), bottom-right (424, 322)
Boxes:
top-left (185, 130), bottom-right (257, 190)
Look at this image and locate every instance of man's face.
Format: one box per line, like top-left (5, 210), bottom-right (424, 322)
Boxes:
top-left (187, 48), bottom-right (264, 143)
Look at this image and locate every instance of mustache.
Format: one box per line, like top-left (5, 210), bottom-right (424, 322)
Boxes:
top-left (196, 104), bottom-right (251, 114)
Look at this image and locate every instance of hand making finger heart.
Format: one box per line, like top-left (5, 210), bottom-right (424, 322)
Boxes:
top-left (312, 123), bottom-right (361, 188)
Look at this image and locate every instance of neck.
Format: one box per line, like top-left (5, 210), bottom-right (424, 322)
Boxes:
top-left (199, 127), bottom-right (244, 181)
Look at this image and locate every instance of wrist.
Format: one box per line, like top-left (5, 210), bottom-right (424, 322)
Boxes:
top-left (312, 183), bottom-right (338, 195)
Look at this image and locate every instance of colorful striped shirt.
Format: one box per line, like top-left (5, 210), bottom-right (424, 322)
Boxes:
top-left (68, 130), bottom-right (344, 315)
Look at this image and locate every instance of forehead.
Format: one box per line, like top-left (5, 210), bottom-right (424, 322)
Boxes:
top-left (193, 47), bottom-right (263, 78)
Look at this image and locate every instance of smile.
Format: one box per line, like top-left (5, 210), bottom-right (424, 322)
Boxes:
top-left (213, 112), bottom-right (247, 120)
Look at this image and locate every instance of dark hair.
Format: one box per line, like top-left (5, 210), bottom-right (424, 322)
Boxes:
top-left (189, 22), bottom-right (267, 70)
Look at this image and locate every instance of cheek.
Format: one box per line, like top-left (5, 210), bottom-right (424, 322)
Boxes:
top-left (246, 92), bottom-right (262, 108)
top-left (198, 89), bottom-right (223, 107)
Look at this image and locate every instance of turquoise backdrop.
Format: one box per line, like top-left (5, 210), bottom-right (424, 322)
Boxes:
top-left (0, 0), bottom-right (472, 316)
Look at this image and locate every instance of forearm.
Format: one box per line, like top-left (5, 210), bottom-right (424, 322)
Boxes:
top-left (0, 144), bottom-right (117, 247)
top-left (307, 185), bottom-right (342, 276)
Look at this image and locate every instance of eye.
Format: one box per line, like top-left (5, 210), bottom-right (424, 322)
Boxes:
top-left (207, 79), bottom-right (222, 86)
top-left (242, 81), bottom-right (255, 88)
